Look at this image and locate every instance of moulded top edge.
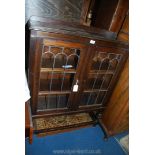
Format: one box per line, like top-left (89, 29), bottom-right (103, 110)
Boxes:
top-left (27, 16), bottom-right (117, 41)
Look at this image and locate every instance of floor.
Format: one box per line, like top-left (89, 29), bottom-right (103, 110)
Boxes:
top-left (25, 125), bottom-right (128, 155)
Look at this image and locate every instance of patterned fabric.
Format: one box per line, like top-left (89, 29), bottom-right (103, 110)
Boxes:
top-left (33, 113), bottom-right (93, 131)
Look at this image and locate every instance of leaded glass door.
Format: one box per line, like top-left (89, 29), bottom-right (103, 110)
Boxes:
top-left (79, 47), bottom-right (123, 108)
top-left (37, 39), bottom-right (86, 112)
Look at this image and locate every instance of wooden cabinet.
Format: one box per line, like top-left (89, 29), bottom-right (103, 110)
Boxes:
top-left (27, 16), bottom-right (128, 133)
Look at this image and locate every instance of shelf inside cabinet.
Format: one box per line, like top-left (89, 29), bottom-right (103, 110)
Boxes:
top-left (89, 70), bottom-right (114, 75)
top-left (84, 89), bottom-right (107, 93)
top-left (41, 68), bottom-right (76, 73)
top-left (39, 91), bottom-right (71, 95)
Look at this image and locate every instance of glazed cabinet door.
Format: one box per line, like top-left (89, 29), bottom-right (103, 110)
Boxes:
top-left (78, 46), bottom-right (128, 109)
top-left (29, 37), bottom-right (87, 114)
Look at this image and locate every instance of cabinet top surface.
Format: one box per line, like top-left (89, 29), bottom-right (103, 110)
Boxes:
top-left (28, 16), bottom-right (118, 40)
top-left (28, 16), bottom-right (129, 49)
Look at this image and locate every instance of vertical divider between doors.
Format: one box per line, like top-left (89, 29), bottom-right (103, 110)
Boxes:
top-left (69, 45), bottom-right (96, 110)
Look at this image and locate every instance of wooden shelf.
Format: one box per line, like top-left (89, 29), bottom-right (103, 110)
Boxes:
top-left (41, 68), bottom-right (76, 73)
top-left (39, 89), bottom-right (107, 95)
top-left (79, 104), bottom-right (102, 108)
top-left (39, 91), bottom-right (71, 95)
top-left (90, 70), bottom-right (114, 75)
top-left (84, 89), bottom-right (107, 93)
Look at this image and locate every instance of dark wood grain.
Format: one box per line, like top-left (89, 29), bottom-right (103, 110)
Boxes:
top-left (34, 106), bottom-right (105, 118)
top-left (25, 0), bottom-right (83, 24)
top-left (28, 16), bottom-right (117, 40)
top-left (36, 31), bottom-right (128, 49)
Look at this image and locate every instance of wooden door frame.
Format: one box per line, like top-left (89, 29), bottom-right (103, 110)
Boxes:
top-left (29, 35), bottom-right (89, 115)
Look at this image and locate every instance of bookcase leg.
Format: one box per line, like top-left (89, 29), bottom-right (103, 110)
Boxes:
top-left (95, 113), bottom-right (109, 141)
top-left (29, 127), bottom-right (33, 144)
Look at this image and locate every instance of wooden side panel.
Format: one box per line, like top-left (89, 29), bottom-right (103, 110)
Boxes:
top-left (102, 59), bottom-right (129, 135)
top-left (28, 33), bottom-right (43, 114)
top-left (117, 13), bottom-right (129, 42)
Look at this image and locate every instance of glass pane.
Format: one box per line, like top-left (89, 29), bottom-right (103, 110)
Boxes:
top-left (38, 96), bottom-right (47, 110)
top-left (95, 91), bottom-right (106, 104)
top-left (39, 72), bottom-right (51, 91)
top-left (109, 59), bottom-right (118, 70)
top-left (41, 52), bottom-right (54, 68)
top-left (67, 54), bottom-right (79, 70)
top-left (54, 54), bottom-right (67, 68)
top-left (91, 52), bottom-right (109, 71)
top-left (91, 57), bottom-right (109, 71)
top-left (85, 74), bottom-right (113, 90)
top-left (101, 74), bottom-right (113, 89)
top-left (39, 72), bottom-right (75, 91)
top-left (38, 94), bottom-right (69, 110)
top-left (80, 91), bottom-right (106, 106)
top-left (58, 95), bottom-right (69, 108)
top-left (90, 52), bottom-right (122, 72)
top-left (41, 46), bottom-right (80, 70)
top-left (41, 46), bottom-right (53, 68)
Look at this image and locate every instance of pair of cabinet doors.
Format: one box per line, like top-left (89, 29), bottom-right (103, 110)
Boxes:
top-left (29, 36), bottom-right (127, 115)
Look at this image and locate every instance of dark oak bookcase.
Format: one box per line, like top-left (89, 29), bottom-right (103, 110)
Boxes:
top-left (27, 16), bottom-right (128, 134)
